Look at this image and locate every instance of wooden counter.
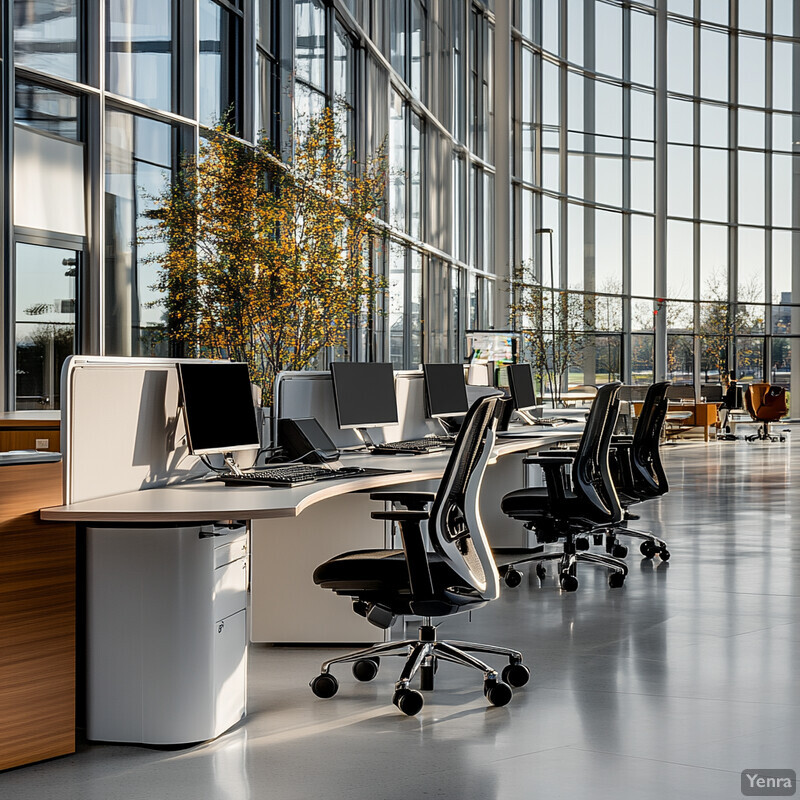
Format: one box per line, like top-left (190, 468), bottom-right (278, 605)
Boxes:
top-left (0, 458), bottom-right (75, 771)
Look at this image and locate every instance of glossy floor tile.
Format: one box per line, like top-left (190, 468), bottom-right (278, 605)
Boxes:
top-left (2, 440), bottom-right (799, 799)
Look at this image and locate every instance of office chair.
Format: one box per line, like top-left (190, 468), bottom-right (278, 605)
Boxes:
top-left (717, 380), bottom-right (743, 441)
top-left (494, 382), bottom-right (628, 592)
top-left (309, 396), bottom-right (530, 716)
top-left (605, 381), bottom-right (671, 560)
top-left (743, 383), bottom-right (787, 442)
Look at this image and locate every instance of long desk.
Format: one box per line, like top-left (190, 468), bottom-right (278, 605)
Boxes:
top-left (40, 429), bottom-right (579, 746)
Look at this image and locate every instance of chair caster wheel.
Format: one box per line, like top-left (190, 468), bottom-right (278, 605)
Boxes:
top-left (576, 538), bottom-right (590, 551)
top-left (608, 572), bottom-right (625, 588)
top-left (640, 541), bottom-right (657, 559)
top-left (352, 658), bottom-right (380, 682)
top-left (502, 663), bottom-right (530, 688)
top-left (504, 568), bottom-right (523, 588)
top-left (310, 673), bottom-right (339, 698)
top-left (658, 548), bottom-right (671, 561)
top-left (484, 679), bottom-right (513, 707)
top-left (392, 687), bottom-right (424, 716)
top-left (560, 573), bottom-right (579, 592)
top-left (535, 563), bottom-right (547, 581)
top-left (613, 544), bottom-right (628, 558)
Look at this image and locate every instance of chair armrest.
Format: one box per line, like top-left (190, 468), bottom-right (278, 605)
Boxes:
top-left (369, 491), bottom-right (436, 510)
top-left (369, 512), bottom-right (434, 600)
top-left (370, 510), bottom-right (430, 522)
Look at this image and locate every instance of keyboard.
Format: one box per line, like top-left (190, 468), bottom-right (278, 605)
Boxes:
top-left (219, 465), bottom-right (409, 487)
top-left (371, 436), bottom-right (452, 455)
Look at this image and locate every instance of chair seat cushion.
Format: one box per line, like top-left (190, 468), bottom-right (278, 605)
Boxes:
top-left (314, 549), bottom-right (469, 598)
top-left (500, 486), bottom-right (577, 518)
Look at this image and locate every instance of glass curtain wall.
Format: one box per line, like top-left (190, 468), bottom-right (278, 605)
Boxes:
top-left (513, 0), bottom-right (800, 410)
top-left (292, 0), bottom-right (497, 369)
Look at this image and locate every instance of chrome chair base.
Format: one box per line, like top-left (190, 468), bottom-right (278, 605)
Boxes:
top-left (503, 545), bottom-right (628, 591)
top-left (311, 621), bottom-right (529, 715)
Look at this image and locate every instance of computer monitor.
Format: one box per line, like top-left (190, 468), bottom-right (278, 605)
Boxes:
top-left (507, 363), bottom-right (538, 411)
top-left (177, 361), bottom-right (260, 456)
top-left (330, 362), bottom-right (399, 429)
top-left (423, 363), bottom-right (469, 418)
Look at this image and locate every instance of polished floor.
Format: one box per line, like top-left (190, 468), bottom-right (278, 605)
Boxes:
top-left (3, 439), bottom-right (799, 799)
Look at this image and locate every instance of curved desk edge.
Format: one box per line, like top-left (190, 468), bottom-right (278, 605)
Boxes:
top-left (40, 430), bottom-right (582, 525)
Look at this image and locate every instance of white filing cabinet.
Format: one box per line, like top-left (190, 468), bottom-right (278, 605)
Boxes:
top-left (86, 523), bottom-right (248, 745)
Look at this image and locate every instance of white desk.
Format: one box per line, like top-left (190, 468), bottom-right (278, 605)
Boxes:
top-left (41, 431), bottom-right (581, 646)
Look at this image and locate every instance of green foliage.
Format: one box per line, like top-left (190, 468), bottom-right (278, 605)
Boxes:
top-left (142, 109), bottom-right (387, 400)
top-left (509, 262), bottom-right (590, 405)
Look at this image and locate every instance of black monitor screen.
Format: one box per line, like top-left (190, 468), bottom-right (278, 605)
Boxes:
top-left (330, 362), bottom-right (399, 429)
top-left (507, 363), bottom-right (538, 410)
top-left (177, 361), bottom-right (260, 455)
top-left (423, 363), bottom-right (469, 418)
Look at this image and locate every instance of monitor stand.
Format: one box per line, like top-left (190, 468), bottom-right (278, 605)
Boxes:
top-left (223, 453), bottom-right (244, 476)
top-left (437, 417), bottom-right (462, 437)
top-left (355, 428), bottom-right (378, 451)
top-left (515, 409), bottom-right (540, 426)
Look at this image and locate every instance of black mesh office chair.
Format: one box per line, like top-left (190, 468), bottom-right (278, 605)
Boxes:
top-left (309, 396), bottom-right (530, 716)
top-left (494, 382), bottom-right (628, 592)
top-left (605, 381), bottom-right (671, 560)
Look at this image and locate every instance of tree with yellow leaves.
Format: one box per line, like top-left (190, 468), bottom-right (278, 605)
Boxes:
top-left (143, 108), bottom-right (387, 400)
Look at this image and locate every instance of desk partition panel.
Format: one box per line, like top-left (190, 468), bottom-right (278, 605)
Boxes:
top-left (61, 356), bottom-right (245, 504)
top-left (273, 369), bottom-right (443, 450)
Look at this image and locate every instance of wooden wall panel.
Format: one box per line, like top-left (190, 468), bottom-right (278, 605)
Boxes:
top-left (0, 461), bottom-right (75, 771)
top-left (0, 429), bottom-right (61, 452)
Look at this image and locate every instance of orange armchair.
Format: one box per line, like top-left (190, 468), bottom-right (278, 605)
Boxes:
top-left (743, 383), bottom-right (788, 442)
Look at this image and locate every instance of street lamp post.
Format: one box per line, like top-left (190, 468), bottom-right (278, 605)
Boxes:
top-left (536, 228), bottom-right (557, 408)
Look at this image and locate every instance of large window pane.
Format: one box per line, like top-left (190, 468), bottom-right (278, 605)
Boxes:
top-left (700, 28), bottom-right (727, 102)
top-left (388, 89), bottom-right (406, 231)
top-left (15, 80), bottom-right (78, 139)
top-left (667, 21), bottom-right (693, 95)
top-left (699, 223), bottom-right (728, 298)
top-left (738, 227), bottom-right (765, 303)
top-left (631, 215), bottom-right (654, 297)
top-left (199, 0), bottom-right (242, 131)
top-left (772, 154), bottom-right (796, 229)
top-left (595, 1), bottom-right (622, 79)
top-left (738, 36), bottom-right (765, 108)
top-left (736, 336), bottom-right (764, 383)
top-left (700, 148), bottom-right (728, 222)
top-left (296, 0), bottom-right (326, 90)
top-left (630, 11), bottom-right (654, 87)
top-left (738, 151), bottom-right (765, 226)
top-left (105, 110), bottom-right (173, 357)
top-left (667, 144), bottom-right (693, 218)
top-left (14, 0), bottom-right (78, 81)
top-left (773, 42), bottom-right (797, 112)
top-left (667, 219), bottom-right (694, 299)
top-left (15, 243), bottom-right (77, 410)
top-left (595, 210), bottom-right (622, 290)
top-left (388, 243), bottom-right (405, 367)
top-left (107, 0), bottom-right (173, 112)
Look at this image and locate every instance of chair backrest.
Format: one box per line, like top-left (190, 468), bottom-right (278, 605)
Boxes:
top-left (631, 381), bottom-right (671, 496)
top-left (758, 385), bottom-right (788, 420)
top-left (428, 395), bottom-right (504, 602)
top-left (744, 383), bottom-right (768, 419)
top-left (570, 382), bottom-right (623, 523)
